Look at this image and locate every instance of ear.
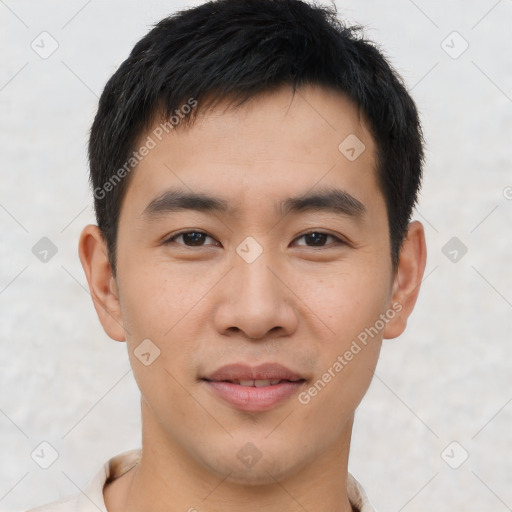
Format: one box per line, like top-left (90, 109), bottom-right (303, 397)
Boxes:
top-left (78, 224), bottom-right (126, 342)
top-left (383, 220), bottom-right (427, 339)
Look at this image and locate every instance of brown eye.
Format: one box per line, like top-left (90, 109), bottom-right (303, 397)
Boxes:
top-left (165, 230), bottom-right (219, 247)
top-left (293, 231), bottom-right (343, 248)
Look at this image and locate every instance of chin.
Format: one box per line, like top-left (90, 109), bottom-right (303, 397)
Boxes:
top-left (197, 444), bottom-right (308, 487)
top-left (218, 461), bottom-right (297, 487)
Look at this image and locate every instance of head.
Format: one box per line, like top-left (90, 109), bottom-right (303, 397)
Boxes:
top-left (80, 0), bottom-right (426, 488)
top-left (89, 0), bottom-right (424, 275)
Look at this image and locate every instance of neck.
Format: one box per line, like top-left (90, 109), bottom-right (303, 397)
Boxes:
top-left (105, 401), bottom-right (356, 512)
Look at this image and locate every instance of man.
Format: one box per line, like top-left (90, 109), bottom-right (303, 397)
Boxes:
top-left (28, 0), bottom-right (426, 510)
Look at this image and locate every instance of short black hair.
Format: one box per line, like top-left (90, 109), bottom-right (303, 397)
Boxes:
top-left (88, 0), bottom-right (424, 276)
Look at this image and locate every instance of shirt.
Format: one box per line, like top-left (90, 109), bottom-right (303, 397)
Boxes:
top-left (26, 448), bottom-right (376, 512)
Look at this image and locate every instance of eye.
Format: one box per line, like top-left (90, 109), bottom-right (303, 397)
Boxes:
top-left (292, 231), bottom-right (344, 248)
top-left (163, 229), bottom-right (345, 249)
top-left (164, 230), bottom-right (220, 247)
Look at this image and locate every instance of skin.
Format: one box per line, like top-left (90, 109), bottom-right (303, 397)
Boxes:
top-left (79, 83), bottom-right (426, 512)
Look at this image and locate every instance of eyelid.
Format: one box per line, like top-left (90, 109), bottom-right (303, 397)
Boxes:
top-left (164, 229), bottom-right (348, 248)
top-left (164, 229), bottom-right (219, 246)
top-left (291, 229), bottom-right (346, 247)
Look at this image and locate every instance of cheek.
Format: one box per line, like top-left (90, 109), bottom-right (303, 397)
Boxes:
top-left (120, 272), bottom-right (202, 426)
top-left (118, 261), bottom-right (213, 391)
top-left (118, 258), bottom-right (205, 338)
top-left (297, 272), bottom-right (385, 429)
top-left (295, 263), bottom-right (388, 404)
top-left (296, 261), bottom-right (391, 340)
top-left (299, 340), bottom-right (381, 448)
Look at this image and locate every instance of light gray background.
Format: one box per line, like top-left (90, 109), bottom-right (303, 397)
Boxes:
top-left (1, 0), bottom-right (511, 510)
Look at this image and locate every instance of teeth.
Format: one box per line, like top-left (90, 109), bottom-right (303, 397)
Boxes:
top-left (254, 379), bottom-right (271, 387)
top-left (238, 380), bottom-right (256, 387)
top-left (235, 379), bottom-right (283, 387)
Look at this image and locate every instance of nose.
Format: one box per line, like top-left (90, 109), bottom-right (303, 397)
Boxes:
top-left (213, 244), bottom-right (298, 341)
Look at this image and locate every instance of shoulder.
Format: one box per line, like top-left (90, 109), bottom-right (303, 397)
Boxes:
top-left (24, 449), bottom-right (141, 512)
top-left (24, 493), bottom-right (82, 512)
top-left (24, 459), bottom-right (109, 512)
top-left (347, 473), bottom-right (377, 512)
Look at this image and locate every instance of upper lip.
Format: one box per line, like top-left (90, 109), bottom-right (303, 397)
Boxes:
top-left (203, 363), bottom-right (305, 382)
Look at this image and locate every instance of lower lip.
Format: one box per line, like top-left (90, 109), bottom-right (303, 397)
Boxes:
top-left (203, 380), bottom-right (305, 412)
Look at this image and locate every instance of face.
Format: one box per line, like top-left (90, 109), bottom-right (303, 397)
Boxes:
top-left (81, 84), bottom-right (425, 486)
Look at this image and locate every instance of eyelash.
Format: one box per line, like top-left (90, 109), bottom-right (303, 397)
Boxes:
top-left (163, 229), bottom-right (346, 249)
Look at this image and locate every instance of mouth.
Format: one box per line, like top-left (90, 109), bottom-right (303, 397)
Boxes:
top-left (202, 362), bottom-right (305, 383)
top-left (205, 378), bottom-right (305, 387)
top-left (201, 363), bottom-right (307, 412)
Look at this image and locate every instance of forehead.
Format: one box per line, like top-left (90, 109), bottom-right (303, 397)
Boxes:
top-left (122, 84), bottom-right (380, 220)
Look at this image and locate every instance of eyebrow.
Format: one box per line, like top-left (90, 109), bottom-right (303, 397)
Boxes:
top-left (140, 186), bottom-right (366, 221)
top-left (279, 186), bottom-right (366, 218)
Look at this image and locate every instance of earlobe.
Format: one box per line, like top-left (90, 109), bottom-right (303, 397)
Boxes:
top-left (78, 224), bottom-right (126, 342)
top-left (383, 221), bottom-right (427, 340)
